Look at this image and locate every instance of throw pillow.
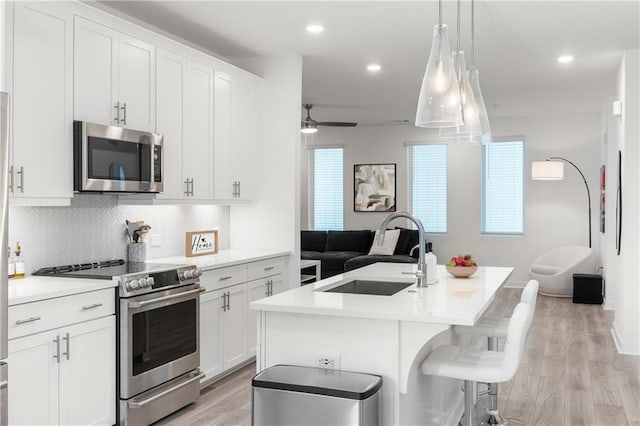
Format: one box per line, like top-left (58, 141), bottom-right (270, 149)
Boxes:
top-left (368, 229), bottom-right (400, 256)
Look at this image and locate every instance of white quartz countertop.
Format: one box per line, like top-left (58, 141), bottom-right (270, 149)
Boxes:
top-left (149, 248), bottom-right (290, 271)
top-left (8, 276), bottom-right (117, 306)
top-left (251, 263), bottom-right (513, 326)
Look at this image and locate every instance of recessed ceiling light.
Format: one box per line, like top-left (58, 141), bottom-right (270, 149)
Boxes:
top-left (558, 55), bottom-right (574, 64)
top-left (367, 64), bottom-right (382, 72)
top-left (306, 24), bottom-right (324, 34)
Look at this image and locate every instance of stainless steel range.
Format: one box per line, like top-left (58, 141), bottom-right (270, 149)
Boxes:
top-left (35, 260), bottom-right (204, 425)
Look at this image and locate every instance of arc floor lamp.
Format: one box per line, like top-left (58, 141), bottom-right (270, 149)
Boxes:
top-left (531, 157), bottom-right (592, 248)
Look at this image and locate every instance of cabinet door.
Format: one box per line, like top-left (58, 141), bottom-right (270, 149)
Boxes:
top-left (231, 78), bottom-right (256, 201)
top-left (8, 329), bottom-right (59, 426)
top-left (12, 1), bottom-right (72, 200)
top-left (222, 283), bottom-right (248, 369)
top-left (58, 316), bottom-right (116, 426)
top-left (73, 16), bottom-right (118, 126)
top-left (270, 274), bottom-right (287, 296)
top-left (118, 34), bottom-right (155, 131)
top-left (184, 60), bottom-right (214, 199)
top-left (246, 279), bottom-right (270, 357)
top-left (156, 48), bottom-right (187, 200)
top-left (213, 72), bottom-right (234, 200)
top-left (200, 289), bottom-right (224, 381)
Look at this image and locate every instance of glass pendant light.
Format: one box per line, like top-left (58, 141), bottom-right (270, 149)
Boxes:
top-left (440, 0), bottom-right (481, 142)
top-left (467, 0), bottom-right (492, 144)
top-left (415, 0), bottom-right (463, 128)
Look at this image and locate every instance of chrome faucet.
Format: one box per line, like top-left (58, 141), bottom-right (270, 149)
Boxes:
top-left (378, 211), bottom-right (429, 288)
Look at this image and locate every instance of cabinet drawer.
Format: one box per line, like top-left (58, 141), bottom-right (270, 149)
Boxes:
top-left (9, 288), bottom-right (115, 340)
top-left (200, 264), bottom-right (248, 292)
top-left (247, 257), bottom-right (286, 281)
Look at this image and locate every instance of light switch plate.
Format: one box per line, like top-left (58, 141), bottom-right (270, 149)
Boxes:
top-left (151, 234), bottom-right (162, 247)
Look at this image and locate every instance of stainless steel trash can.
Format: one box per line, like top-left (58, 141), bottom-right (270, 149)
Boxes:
top-left (252, 365), bottom-right (382, 426)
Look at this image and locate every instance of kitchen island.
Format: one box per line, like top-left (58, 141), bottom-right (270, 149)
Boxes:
top-left (250, 262), bottom-right (513, 426)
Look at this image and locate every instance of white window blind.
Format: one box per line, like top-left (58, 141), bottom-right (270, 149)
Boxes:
top-left (312, 147), bottom-right (344, 230)
top-left (482, 141), bottom-right (524, 234)
top-left (408, 144), bottom-right (447, 233)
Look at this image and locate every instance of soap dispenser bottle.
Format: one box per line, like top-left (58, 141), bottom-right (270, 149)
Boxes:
top-left (425, 242), bottom-right (437, 284)
top-left (14, 242), bottom-right (25, 278)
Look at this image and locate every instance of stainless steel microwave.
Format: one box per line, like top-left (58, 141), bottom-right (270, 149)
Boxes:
top-left (73, 121), bottom-right (163, 193)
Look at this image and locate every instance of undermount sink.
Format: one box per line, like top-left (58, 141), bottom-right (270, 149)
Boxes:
top-left (321, 279), bottom-right (415, 296)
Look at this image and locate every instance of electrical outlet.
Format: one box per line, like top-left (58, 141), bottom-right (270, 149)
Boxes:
top-left (313, 353), bottom-right (341, 370)
top-left (150, 234), bottom-right (162, 247)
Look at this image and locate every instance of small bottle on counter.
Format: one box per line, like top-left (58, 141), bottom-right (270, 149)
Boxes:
top-left (14, 242), bottom-right (25, 278)
top-left (425, 242), bottom-right (437, 284)
top-left (7, 246), bottom-right (15, 279)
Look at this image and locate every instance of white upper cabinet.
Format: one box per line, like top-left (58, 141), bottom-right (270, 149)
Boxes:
top-left (10, 1), bottom-right (73, 204)
top-left (74, 17), bottom-right (155, 131)
top-left (156, 47), bottom-right (214, 201)
top-left (214, 71), bottom-right (258, 202)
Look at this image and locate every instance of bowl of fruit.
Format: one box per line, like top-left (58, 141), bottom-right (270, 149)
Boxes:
top-left (446, 254), bottom-right (478, 278)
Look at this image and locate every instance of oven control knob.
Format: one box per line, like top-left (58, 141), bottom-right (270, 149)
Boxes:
top-left (182, 270), bottom-right (193, 280)
top-left (194, 269), bottom-right (202, 277)
top-left (125, 279), bottom-right (140, 291)
top-left (146, 277), bottom-right (155, 287)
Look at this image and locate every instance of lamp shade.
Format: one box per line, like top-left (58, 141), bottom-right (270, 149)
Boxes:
top-left (301, 121), bottom-right (318, 134)
top-left (531, 161), bottom-right (564, 180)
top-left (415, 23), bottom-right (463, 128)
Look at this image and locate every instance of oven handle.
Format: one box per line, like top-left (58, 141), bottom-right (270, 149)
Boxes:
top-left (127, 372), bottom-right (205, 408)
top-left (127, 287), bottom-right (204, 309)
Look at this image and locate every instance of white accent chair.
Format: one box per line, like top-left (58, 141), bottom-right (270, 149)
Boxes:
top-left (529, 246), bottom-right (594, 297)
top-left (453, 280), bottom-right (539, 425)
top-left (422, 303), bottom-right (533, 426)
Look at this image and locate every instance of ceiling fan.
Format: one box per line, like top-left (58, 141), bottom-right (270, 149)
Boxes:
top-left (300, 104), bottom-right (357, 134)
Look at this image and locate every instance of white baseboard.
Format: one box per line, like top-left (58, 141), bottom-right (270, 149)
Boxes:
top-left (602, 297), bottom-right (615, 311)
top-left (611, 324), bottom-right (640, 355)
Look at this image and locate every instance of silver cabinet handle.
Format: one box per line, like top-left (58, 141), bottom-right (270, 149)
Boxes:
top-left (15, 316), bottom-right (41, 325)
top-left (237, 181), bottom-right (241, 197)
top-left (53, 336), bottom-right (60, 363)
top-left (184, 178), bottom-right (190, 196)
top-left (190, 178), bottom-right (194, 196)
top-left (62, 332), bottom-right (70, 360)
top-left (82, 303), bottom-right (103, 311)
top-left (264, 266), bottom-right (275, 271)
top-left (220, 293), bottom-right (227, 311)
top-left (114, 101), bottom-right (121, 124)
top-left (226, 291), bottom-right (230, 310)
top-left (0, 380), bottom-right (7, 390)
top-left (17, 166), bottom-right (23, 193)
top-left (8, 165), bottom-right (13, 193)
top-left (121, 102), bottom-right (127, 125)
top-left (219, 276), bottom-right (232, 281)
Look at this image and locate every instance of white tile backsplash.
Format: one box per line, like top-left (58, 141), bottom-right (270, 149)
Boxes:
top-left (9, 194), bottom-right (230, 274)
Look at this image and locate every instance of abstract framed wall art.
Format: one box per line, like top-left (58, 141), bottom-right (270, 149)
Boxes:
top-left (354, 163), bottom-right (396, 212)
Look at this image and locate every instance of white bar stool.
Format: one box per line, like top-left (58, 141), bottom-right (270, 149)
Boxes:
top-left (453, 280), bottom-right (539, 425)
top-left (422, 302), bottom-right (532, 426)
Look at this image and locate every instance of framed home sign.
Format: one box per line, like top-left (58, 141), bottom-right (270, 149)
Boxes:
top-left (186, 230), bottom-right (219, 257)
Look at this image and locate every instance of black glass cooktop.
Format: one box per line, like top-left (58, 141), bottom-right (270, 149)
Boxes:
top-left (34, 259), bottom-right (186, 280)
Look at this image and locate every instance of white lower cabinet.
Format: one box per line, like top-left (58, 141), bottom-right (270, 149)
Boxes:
top-left (8, 315), bottom-right (116, 426)
top-left (247, 274), bottom-right (285, 357)
top-left (199, 283), bottom-right (247, 384)
top-left (199, 256), bottom-right (288, 384)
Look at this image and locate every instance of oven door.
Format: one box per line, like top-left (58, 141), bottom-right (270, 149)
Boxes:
top-left (120, 284), bottom-right (201, 399)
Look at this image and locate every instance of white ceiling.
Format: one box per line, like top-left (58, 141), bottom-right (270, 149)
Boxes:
top-left (103, 1), bottom-right (639, 125)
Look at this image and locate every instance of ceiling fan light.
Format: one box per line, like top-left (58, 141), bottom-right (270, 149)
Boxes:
top-left (415, 23), bottom-right (463, 128)
top-left (439, 50), bottom-right (482, 143)
top-left (301, 121), bottom-right (318, 134)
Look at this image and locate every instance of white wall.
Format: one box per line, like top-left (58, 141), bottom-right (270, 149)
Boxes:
top-left (230, 54), bottom-right (302, 281)
top-left (608, 50), bottom-right (640, 355)
top-left (9, 195), bottom-right (230, 273)
top-left (302, 113), bottom-right (602, 285)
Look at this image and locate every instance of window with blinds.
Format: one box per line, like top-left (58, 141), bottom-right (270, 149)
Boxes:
top-left (482, 141), bottom-right (524, 234)
top-left (312, 147), bottom-right (344, 230)
top-left (408, 144), bottom-right (447, 233)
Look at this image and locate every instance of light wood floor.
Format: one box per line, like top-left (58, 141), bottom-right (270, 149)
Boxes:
top-left (155, 288), bottom-right (640, 426)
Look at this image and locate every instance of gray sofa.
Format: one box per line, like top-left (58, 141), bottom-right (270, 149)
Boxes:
top-left (301, 229), bottom-right (421, 279)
